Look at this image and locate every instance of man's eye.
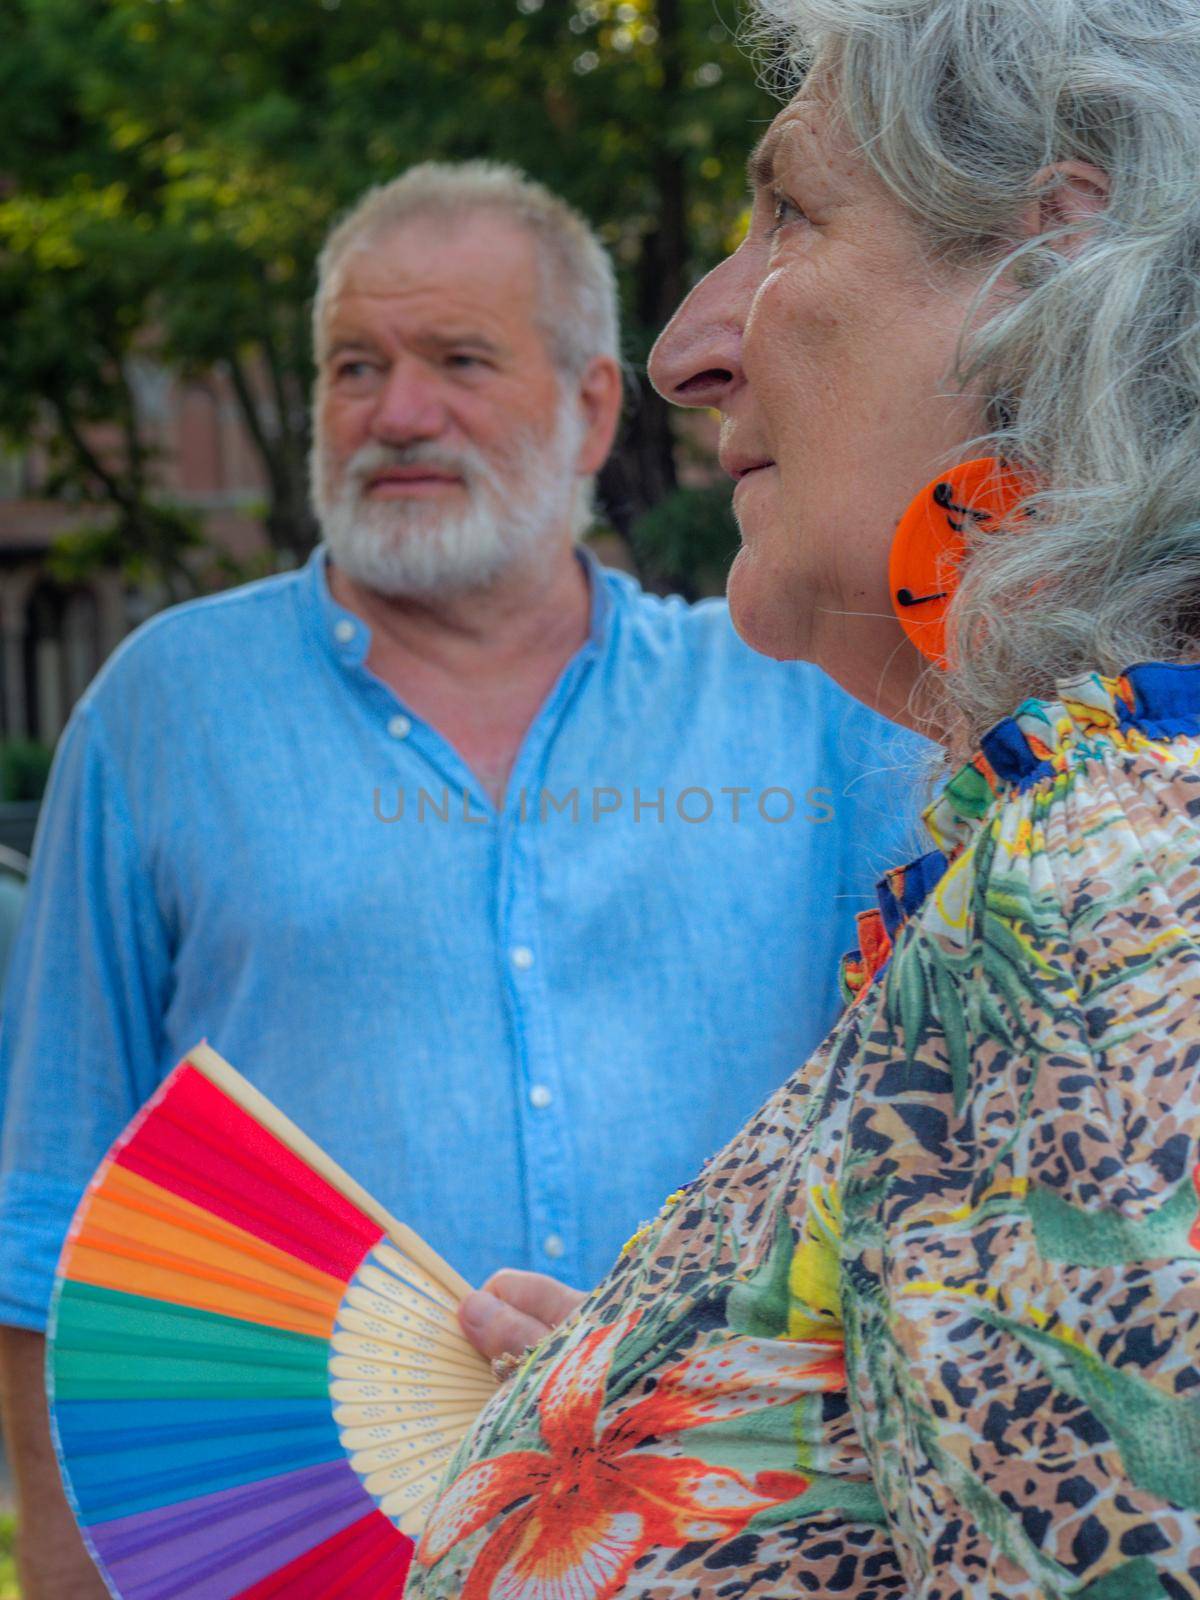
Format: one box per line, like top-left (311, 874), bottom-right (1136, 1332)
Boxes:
top-left (769, 192), bottom-right (807, 234)
top-left (446, 353), bottom-right (485, 371)
top-left (334, 360), bottom-right (374, 380)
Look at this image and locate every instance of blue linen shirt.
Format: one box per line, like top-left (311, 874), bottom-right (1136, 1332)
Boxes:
top-left (0, 547), bottom-right (927, 1330)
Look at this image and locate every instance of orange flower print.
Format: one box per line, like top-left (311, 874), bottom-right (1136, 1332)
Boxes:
top-left (417, 1312), bottom-right (845, 1600)
top-left (1190, 1164), bottom-right (1200, 1250)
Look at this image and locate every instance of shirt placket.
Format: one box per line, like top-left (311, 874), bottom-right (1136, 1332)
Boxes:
top-left (495, 645), bottom-right (599, 1282)
top-left (321, 549), bottom-right (604, 1283)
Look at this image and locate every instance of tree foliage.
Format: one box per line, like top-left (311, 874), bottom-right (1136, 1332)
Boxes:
top-left (0, 0), bottom-right (778, 586)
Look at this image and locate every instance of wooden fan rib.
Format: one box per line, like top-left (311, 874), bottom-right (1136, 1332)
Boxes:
top-left (330, 1313), bottom-right (488, 1379)
top-left (340, 1283), bottom-right (463, 1347)
top-left (350, 1439), bottom-right (458, 1478)
top-left (328, 1382), bottom-right (484, 1418)
top-left (330, 1346), bottom-right (489, 1389)
top-left (350, 1266), bottom-right (460, 1334)
top-left (367, 1243), bottom-right (461, 1314)
top-left (332, 1401), bottom-right (483, 1432)
top-left (382, 1481), bottom-right (441, 1535)
top-left (337, 1414), bottom-right (473, 1453)
top-left (328, 1339), bottom-right (494, 1392)
top-left (357, 1439), bottom-right (456, 1496)
top-left (361, 1448), bottom-right (455, 1504)
top-left (327, 1377), bottom-right (489, 1415)
top-left (333, 1303), bottom-right (469, 1349)
top-left (327, 1356), bottom-right (491, 1400)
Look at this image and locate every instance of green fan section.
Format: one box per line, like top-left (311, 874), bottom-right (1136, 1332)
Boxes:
top-left (52, 1281), bottom-right (331, 1401)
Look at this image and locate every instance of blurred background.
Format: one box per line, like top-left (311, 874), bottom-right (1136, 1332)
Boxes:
top-left (0, 3), bottom-right (782, 1585)
top-left (0, 0), bottom-right (782, 860)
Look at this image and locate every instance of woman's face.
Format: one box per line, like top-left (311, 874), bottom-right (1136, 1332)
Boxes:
top-left (650, 86), bottom-right (998, 711)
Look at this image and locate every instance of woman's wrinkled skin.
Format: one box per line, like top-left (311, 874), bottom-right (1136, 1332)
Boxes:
top-left (650, 85), bottom-right (993, 722)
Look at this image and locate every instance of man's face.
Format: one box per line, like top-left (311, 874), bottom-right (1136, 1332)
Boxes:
top-left (312, 213), bottom-right (586, 597)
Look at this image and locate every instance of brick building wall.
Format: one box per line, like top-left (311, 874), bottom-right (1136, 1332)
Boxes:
top-left (0, 364), bottom-right (275, 748)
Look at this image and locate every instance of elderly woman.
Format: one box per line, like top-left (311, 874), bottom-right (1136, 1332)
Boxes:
top-left (409, 1), bottom-right (1200, 1595)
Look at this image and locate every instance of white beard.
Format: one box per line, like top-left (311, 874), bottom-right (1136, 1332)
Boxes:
top-left (310, 395), bottom-right (590, 599)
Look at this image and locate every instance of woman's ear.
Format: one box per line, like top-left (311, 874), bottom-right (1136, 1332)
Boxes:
top-left (1024, 160), bottom-right (1111, 256)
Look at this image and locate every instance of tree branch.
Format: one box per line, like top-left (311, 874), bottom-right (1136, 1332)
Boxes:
top-left (50, 396), bottom-right (136, 514)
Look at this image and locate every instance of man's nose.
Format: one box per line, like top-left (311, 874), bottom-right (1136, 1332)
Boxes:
top-left (648, 249), bottom-right (752, 412)
top-left (370, 361), bottom-right (447, 445)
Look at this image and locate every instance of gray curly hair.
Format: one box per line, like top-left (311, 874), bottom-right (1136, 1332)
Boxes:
top-left (749, 0), bottom-right (1200, 743)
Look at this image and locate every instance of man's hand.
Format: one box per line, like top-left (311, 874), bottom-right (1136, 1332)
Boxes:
top-left (458, 1270), bottom-right (586, 1365)
top-left (0, 1326), bottom-right (109, 1599)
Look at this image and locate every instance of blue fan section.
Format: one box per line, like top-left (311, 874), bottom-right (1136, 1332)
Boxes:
top-left (53, 1398), bottom-right (343, 1524)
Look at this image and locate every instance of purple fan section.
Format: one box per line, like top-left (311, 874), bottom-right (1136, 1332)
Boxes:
top-left (87, 1458), bottom-right (376, 1600)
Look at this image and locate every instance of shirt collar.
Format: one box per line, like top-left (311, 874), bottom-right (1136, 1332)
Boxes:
top-left (306, 542), bottom-right (369, 667)
top-left (304, 540), bottom-right (616, 670)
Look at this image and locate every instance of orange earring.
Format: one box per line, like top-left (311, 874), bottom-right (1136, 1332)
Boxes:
top-left (889, 456), bottom-right (1030, 668)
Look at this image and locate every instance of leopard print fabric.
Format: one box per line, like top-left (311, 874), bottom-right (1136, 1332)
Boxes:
top-left (407, 667), bottom-right (1200, 1600)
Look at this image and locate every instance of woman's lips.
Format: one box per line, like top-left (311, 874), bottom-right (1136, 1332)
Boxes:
top-left (731, 462), bottom-right (777, 489)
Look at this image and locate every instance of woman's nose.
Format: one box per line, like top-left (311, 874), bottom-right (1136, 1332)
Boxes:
top-left (648, 251), bottom-right (751, 412)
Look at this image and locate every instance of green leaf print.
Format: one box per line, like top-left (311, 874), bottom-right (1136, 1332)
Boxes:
top-left (676, 1392), bottom-right (799, 1479)
top-left (892, 940), bottom-right (931, 1068)
top-left (930, 953), bottom-right (972, 1113)
top-left (1075, 1558), bottom-right (1171, 1600)
top-left (1027, 1177), bottom-right (1200, 1268)
top-left (979, 932), bottom-right (1053, 1051)
top-left (943, 761), bottom-right (995, 820)
top-left (981, 904), bottom-right (1062, 988)
top-left (976, 1306), bottom-right (1200, 1509)
top-left (748, 1477), bottom-right (889, 1532)
top-left (727, 1210), bottom-right (793, 1339)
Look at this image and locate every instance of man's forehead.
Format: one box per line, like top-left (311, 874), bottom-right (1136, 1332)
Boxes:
top-left (323, 216), bottom-right (539, 332)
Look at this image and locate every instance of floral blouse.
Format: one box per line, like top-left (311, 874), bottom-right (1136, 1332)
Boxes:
top-left (407, 665), bottom-right (1200, 1600)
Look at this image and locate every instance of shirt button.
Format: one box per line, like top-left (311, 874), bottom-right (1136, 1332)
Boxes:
top-left (334, 619), bottom-right (356, 644)
top-left (543, 1233), bottom-right (565, 1260)
top-left (511, 946), bottom-right (534, 971)
top-left (387, 715), bottom-right (412, 739)
top-left (529, 1084), bottom-right (553, 1109)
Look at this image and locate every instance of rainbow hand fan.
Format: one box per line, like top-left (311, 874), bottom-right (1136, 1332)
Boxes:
top-left (47, 1043), bottom-right (498, 1600)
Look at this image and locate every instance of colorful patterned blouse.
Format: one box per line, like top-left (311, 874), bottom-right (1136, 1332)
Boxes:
top-left (407, 665), bottom-right (1200, 1600)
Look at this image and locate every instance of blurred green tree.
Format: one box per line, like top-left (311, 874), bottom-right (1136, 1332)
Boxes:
top-left (0, 0), bottom-right (776, 582)
top-left (630, 484), bottom-right (740, 599)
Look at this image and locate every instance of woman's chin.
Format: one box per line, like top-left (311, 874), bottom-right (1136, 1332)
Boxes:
top-left (726, 546), bottom-right (811, 663)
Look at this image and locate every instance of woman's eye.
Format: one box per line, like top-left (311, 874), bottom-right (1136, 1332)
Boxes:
top-left (769, 192), bottom-right (807, 234)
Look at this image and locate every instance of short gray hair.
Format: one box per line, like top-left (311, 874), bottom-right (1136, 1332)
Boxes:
top-left (750, 0), bottom-right (1200, 746)
top-left (313, 161), bottom-right (620, 380)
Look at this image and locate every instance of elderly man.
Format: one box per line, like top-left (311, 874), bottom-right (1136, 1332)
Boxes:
top-left (0, 162), bottom-right (922, 1596)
